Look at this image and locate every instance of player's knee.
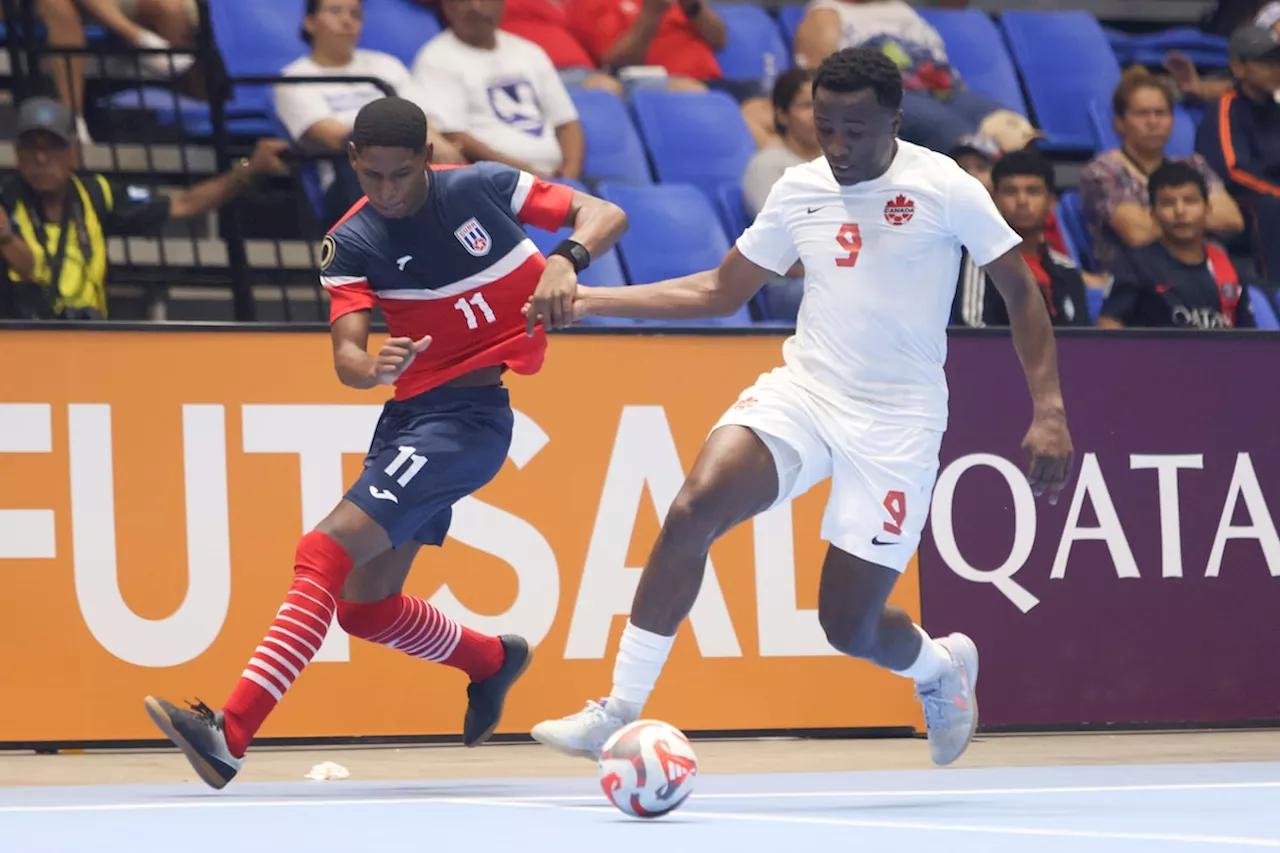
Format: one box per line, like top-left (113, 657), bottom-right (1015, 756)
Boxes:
top-left (663, 480), bottom-right (733, 552)
top-left (818, 602), bottom-right (878, 659)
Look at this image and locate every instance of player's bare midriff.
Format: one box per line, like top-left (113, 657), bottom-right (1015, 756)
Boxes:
top-left (444, 365), bottom-right (505, 387)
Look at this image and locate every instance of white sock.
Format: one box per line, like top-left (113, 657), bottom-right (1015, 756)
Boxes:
top-left (892, 625), bottom-right (952, 684)
top-left (605, 620), bottom-right (675, 722)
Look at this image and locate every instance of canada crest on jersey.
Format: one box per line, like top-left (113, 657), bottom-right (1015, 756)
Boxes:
top-left (454, 217), bottom-right (492, 257)
top-left (884, 194), bottom-right (915, 226)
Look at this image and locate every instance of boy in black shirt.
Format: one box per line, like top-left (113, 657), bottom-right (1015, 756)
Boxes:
top-left (1100, 161), bottom-right (1262, 329)
top-left (952, 149), bottom-right (1093, 328)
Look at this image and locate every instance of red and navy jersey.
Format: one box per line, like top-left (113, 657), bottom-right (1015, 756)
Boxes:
top-left (321, 162), bottom-right (575, 399)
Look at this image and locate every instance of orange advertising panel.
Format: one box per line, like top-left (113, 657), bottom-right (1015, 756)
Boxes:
top-left (0, 330), bottom-right (922, 743)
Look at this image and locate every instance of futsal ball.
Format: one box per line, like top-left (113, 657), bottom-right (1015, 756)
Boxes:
top-left (597, 719), bottom-right (698, 819)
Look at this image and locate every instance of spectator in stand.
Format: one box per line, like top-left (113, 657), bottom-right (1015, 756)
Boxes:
top-left (499, 0), bottom-right (622, 92)
top-left (739, 67), bottom-right (817, 321)
top-left (741, 68), bottom-right (819, 216)
top-left (412, 0), bottom-right (584, 179)
top-left (793, 0), bottom-right (1005, 152)
top-left (1080, 67), bottom-right (1243, 274)
top-left (0, 98), bottom-right (289, 321)
top-left (409, 0), bottom-right (622, 93)
top-left (952, 149), bottom-right (1091, 328)
top-left (566, 0), bottom-right (776, 148)
top-left (1166, 3), bottom-right (1280, 103)
top-left (948, 133), bottom-right (1000, 194)
top-left (276, 0), bottom-right (465, 222)
top-left (1195, 25), bottom-right (1280, 279)
top-left (1100, 161), bottom-right (1264, 329)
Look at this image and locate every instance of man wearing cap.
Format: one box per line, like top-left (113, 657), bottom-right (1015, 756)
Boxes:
top-left (0, 97), bottom-right (289, 320)
top-left (1195, 25), bottom-right (1280, 278)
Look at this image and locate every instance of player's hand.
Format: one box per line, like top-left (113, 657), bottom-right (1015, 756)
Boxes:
top-left (1022, 407), bottom-right (1074, 506)
top-left (373, 334), bottom-right (432, 385)
top-left (525, 255), bottom-right (578, 335)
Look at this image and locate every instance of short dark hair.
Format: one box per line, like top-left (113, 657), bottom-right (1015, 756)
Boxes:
top-left (771, 67), bottom-right (815, 136)
top-left (352, 97), bottom-right (428, 151)
top-left (991, 148), bottom-right (1057, 194)
top-left (1148, 160), bottom-right (1208, 205)
top-left (812, 47), bottom-right (904, 110)
top-left (302, 0), bottom-right (363, 46)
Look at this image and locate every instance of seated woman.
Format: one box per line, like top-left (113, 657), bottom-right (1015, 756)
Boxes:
top-left (793, 0), bottom-right (1004, 153)
top-left (1079, 67), bottom-right (1243, 274)
top-left (273, 0), bottom-right (464, 222)
top-left (739, 68), bottom-right (818, 322)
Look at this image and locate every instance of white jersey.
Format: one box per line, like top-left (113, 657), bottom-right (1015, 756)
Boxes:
top-left (736, 140), bottom-right (1020, 431)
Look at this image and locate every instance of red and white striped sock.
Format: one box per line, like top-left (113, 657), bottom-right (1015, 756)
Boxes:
top-left (337, 595), bottom-right (504, 682)
top-left (221, 530), bottom-right (352, 758)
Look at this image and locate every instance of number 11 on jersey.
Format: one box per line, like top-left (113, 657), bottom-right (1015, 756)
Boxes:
top-left (454, 292), bottom-right (496, 329)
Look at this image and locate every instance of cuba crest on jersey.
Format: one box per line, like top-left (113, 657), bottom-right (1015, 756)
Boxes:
top-left (455, 217), bottom-right (492, 257)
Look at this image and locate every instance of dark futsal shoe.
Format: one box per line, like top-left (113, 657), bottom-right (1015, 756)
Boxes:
top-left (144, 696), bottom-right (244, 790)
top-left (463, 635), bottom-right (533, 747)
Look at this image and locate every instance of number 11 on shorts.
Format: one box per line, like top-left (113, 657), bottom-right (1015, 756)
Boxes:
top-left (883, 490), bottom-right (906, 535)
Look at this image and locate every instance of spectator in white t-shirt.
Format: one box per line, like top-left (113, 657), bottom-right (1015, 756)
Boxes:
top-left (794, 0), bottom-right (1004, 153)
top-left (411, 0), bottom-right (584, 179)
top-left (274, 0), bottom-right (464, 220)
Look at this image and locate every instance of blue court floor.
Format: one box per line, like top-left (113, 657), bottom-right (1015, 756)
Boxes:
top-left (3, 760), bottom-right (1279, 851)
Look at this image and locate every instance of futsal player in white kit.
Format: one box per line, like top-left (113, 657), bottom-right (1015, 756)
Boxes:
top-left (523, 47), bottom-right (1076, 766)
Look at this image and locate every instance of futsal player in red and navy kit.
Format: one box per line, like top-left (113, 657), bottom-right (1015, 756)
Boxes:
top-left (143, 97), bottom-right (628, 790)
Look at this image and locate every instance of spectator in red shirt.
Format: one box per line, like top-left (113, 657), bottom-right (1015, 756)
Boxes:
top-left (410, 0), bottom-right (620, 92)
top-left (566, 0), bottom-right (775, 147)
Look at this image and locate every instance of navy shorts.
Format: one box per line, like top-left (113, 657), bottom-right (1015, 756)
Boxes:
top-left (345, 385), bottom-right (513, 548)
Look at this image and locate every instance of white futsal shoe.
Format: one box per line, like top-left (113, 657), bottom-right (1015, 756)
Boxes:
top-left (530, 699), bottom-right (627, 760)
top-left (915, 632), bottom-right (980, 766)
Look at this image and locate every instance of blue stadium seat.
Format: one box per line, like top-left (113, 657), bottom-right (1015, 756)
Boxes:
top-left (1056, 191), bottom-right (1096, 273)
top-left (629, 90), bottom-right (756, 201)
top-left (713, 3), bottom-right (792, 82)
top-left (916, 8), bottom-right (1028, 115)
top-left (1166, 106), bottom-right (1198, 157)
top-left (714, 181), bottom-right (749, 241)
top-left (777, 5), bottom-right (805, 50)
top-left (1087, 99), bottom-right (1199, 157)
top-left (999, 11), bottom-right (1122, 151)
top-left (359, 0), bottom-right (442, 67)
top-left (1105, 27), bottom-right (1137, 64)
top-left (525, 225), bottom-right (627, 289)
top-left (1249, 287), bottom-right (1280, 330)
top-left (212, 0), bottom-right (307, 77)
top-left (597, 182), bottom-right (753, 325)
top-left (1085, 286), bottom-right (1105, 324)
top-left (568, 89), bottom-right (652, 185)
top-left (206, 0), bottom-right (309, 126)
top-left (1128, 27), bottom-right (1229, 69)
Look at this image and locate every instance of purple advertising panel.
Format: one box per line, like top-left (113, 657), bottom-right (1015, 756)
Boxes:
top-left (919, 333), bottom-right (1280, 728)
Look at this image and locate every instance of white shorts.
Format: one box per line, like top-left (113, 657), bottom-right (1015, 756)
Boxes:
top-left (712, 367), bottom-right (943, 573)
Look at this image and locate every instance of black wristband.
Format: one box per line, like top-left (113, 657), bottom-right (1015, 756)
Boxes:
top-left (551, 239), bottom-right (591, 273)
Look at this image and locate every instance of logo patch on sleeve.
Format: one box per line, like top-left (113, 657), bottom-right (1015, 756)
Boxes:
top-left (320, 234), bottom-right (336, 271)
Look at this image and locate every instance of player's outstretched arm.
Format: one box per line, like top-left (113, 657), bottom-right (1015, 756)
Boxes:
top-left (525, 188), bottom-right (629, 334)
top-left (985, 247), bottom-right (1075, 504)
top-left (575, 246), bottom-right (771, 321)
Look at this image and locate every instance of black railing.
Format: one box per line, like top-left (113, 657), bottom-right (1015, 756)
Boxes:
top-left (0, 0), bottom-right (398, 322)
